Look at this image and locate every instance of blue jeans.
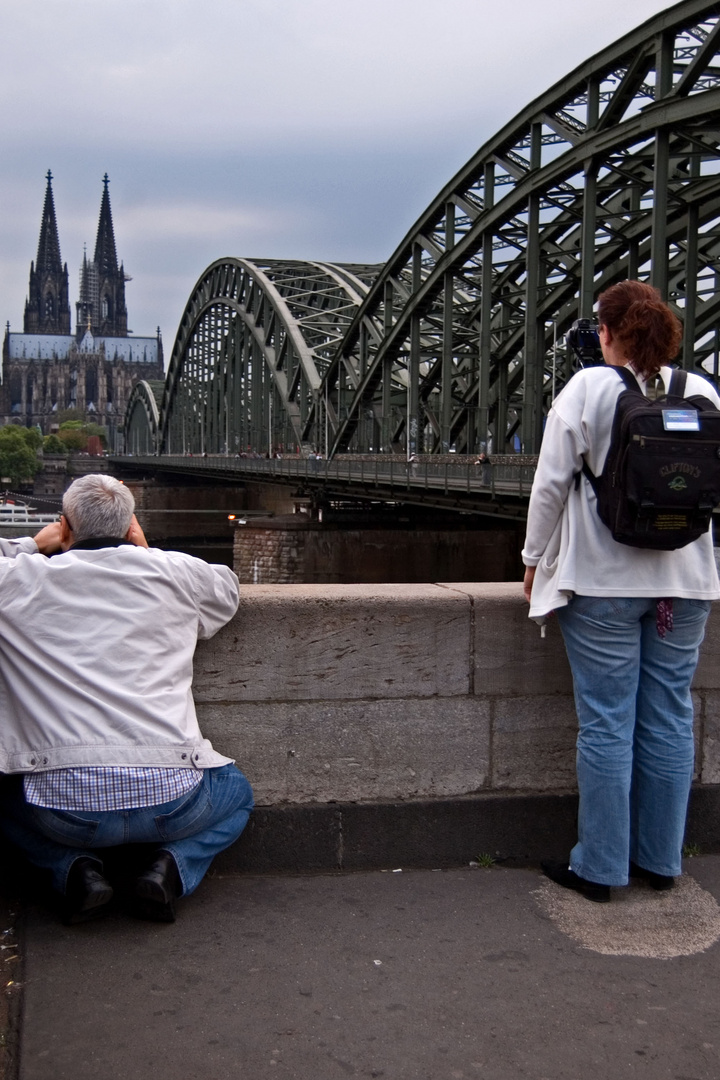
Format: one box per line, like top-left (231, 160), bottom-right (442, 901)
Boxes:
top-left (557, 595), bottom-right (710, 886)
top-left (2, 764), bottom-right (253, 897)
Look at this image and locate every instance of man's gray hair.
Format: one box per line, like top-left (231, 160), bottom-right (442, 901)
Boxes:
top-left (62, 475), bottom-right (135, 541)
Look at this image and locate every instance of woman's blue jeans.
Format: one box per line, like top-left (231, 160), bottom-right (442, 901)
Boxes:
top-left (2, 763), bottom-right (254, 897)
top-left (557, 595), bottom-right (710, 886)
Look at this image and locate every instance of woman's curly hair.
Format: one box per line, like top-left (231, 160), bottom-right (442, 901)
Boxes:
top-left (597, 280), bottom-right (682, 379)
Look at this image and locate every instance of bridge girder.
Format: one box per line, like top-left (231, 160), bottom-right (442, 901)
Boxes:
top-left (325, 0), bottom-right (720, 456)
top-left (158, 260), bottom-right (379, 455)
top-left (125, 379), bottom-right (163, 455)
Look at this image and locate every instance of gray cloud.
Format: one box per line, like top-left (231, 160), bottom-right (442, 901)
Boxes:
top-left (1, 0), bottom-right (672, 348)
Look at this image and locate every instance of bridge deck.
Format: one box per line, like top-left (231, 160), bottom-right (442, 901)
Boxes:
top-left (112, 454), bottom-right (537, 518)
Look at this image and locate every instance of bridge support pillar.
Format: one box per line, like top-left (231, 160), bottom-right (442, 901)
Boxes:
top-left (233, 513), bottom-right (523, 585)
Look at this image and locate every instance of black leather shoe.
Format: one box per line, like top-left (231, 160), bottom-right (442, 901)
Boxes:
top-left (133, 851), bottom-right (181, 923)
top-left (541, 860), bottom-right (611, 903)
top-left (629, 861), bottom-right (675, 891)
top-left (63, 857), bottom-right (114, 925)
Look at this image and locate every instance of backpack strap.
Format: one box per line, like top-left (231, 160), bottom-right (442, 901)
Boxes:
top-left (613, 365), bottom-right (643, 392)
top-left (615, 364), bottom-right (686, 399)
top-left (668, 368), bottom-right (687, 400)
top-left (579, 366), bottom-right (640, 491)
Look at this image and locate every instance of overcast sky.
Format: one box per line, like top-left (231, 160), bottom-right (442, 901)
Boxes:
top-left (1, 0), bottom-right (676, 352)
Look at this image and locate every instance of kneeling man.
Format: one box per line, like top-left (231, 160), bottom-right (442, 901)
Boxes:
top-left (0, 474), bottom-right (253, 923)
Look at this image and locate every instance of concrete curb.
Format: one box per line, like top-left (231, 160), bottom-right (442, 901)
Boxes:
top-left (217, 783), bottom-right (720, 874)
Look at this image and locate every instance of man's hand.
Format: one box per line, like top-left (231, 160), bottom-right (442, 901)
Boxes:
top-left (125, 515), bottom-right (149, 548)
top-left (33, 521), bottom-right (64, 555)
top-left (523, 565), bottom-right (536, 604)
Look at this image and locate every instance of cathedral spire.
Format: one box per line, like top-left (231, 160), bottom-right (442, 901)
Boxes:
top-left (24, 171), bottom-right (71, 334)
top-left (36, 170), bottom-right (63, 273)
top-left (76, 174), bottom-right (128, 338)
top-left (93, 173), bottom-right (119, 277)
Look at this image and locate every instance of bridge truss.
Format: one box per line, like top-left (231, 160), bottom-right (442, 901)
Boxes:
top-left (158, 260), bottom-right (380, 455)
top-left (125, 379), bottom-right (163, 455)
top-left (144, 0), bottom-right (720, 460)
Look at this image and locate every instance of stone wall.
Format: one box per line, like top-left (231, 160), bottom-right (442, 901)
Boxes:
top-left (193, 583), bottom-right (720, 809)
top-left (233, 519), bottom-right (522, 584)
top-left (32, 454), bottom-right (109, 500)
top-left (33, 456), bottom-right (68, 498)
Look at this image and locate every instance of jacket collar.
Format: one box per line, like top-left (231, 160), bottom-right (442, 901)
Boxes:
top-left (70, 537), bottom-right (134, 551)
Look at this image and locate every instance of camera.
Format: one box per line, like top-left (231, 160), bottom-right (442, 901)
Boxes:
top-left (567, 319), bottom-right (603, 367)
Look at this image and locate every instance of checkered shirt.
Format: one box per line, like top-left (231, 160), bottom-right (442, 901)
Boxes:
top-left (24, 767), bottom-right (203, 811)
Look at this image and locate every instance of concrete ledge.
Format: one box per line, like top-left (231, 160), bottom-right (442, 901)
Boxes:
top-left (214, 785), bottom-right (720, 874)
top-left (195, 583), bottom-right (720, 808)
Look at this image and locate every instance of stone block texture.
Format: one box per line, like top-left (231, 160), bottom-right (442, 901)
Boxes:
top-left (194, 584), bottom-right (720, 807)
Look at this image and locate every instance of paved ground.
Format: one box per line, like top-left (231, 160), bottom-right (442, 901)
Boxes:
top-left (8, 856), bottom-right (720, 1080)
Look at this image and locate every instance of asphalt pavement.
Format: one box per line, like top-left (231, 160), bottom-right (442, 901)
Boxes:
top-left (7, 855), bottom-right (720, 1080)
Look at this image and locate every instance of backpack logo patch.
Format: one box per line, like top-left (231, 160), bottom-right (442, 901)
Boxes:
top-left (659, 461), bottom-right (701, 478)
top-left (668, 476), bottom-right (688, 492)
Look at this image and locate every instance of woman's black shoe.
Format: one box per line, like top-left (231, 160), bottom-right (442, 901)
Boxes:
top-left (541, 860), bottom-right (611, 903)
top-left (629, 861), bottom-right (675, 891)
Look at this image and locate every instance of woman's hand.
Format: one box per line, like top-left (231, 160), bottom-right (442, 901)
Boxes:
top-left (523, 565), bottom-right (536, 604)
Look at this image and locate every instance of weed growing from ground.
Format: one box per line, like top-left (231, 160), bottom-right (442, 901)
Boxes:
top-left (475, 853), bottom-right (496, 869)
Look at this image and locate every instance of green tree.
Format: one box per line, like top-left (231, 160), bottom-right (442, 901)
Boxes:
top-left (57, 427), bottom-right (87, 452)
top-left (0, 427), bottom-right (41, 485)
top-left (57, 420), bottom-right (108, 452)
top-left (23, 426), bottom-right (43, 451)
top-left (43, 434), bottom-right (68, 455)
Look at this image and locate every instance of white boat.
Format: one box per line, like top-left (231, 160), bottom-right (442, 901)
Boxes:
top-left (0, 502), bottom-right (59, 535)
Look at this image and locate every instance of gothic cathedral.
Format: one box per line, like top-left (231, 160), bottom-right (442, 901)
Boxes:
top-left (2, 172), bottom-right (164, 445)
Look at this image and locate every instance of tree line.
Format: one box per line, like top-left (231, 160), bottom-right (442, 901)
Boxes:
top-left (0, 422), bottom-right (108, 486)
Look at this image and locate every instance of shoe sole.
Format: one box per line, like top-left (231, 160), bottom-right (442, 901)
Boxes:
top-left (135, 877), bottom-right (171, 904)
top-left (132, 878), bottom-right (176, 922)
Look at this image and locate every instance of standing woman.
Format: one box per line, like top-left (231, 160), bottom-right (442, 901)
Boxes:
top-left (523, 279), bottom-right (720, 903)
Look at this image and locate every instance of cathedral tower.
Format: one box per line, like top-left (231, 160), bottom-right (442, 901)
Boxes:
top-left (4, 170), bottom-right (162, 440)
top-left (23, 171), bottom-right (71, 334)
top-left (76, 174), bottom-right (128, 339)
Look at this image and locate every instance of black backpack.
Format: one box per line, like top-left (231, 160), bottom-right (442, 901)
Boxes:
top-left (581, 366), bottom-right (720, 550)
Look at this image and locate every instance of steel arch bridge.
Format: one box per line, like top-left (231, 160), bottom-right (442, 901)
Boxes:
top-left (140, 0), bottom-right (720, 461)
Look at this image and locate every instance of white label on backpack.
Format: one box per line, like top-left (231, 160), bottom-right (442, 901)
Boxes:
top-left (662, 409), bottom-right (700, 431)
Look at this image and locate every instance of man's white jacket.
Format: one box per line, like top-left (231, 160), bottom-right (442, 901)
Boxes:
top-left (0, 538), bottom-right (239, 774)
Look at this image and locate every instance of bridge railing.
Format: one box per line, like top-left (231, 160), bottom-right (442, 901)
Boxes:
top-left (115, 454), bottom-right (538, 498)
